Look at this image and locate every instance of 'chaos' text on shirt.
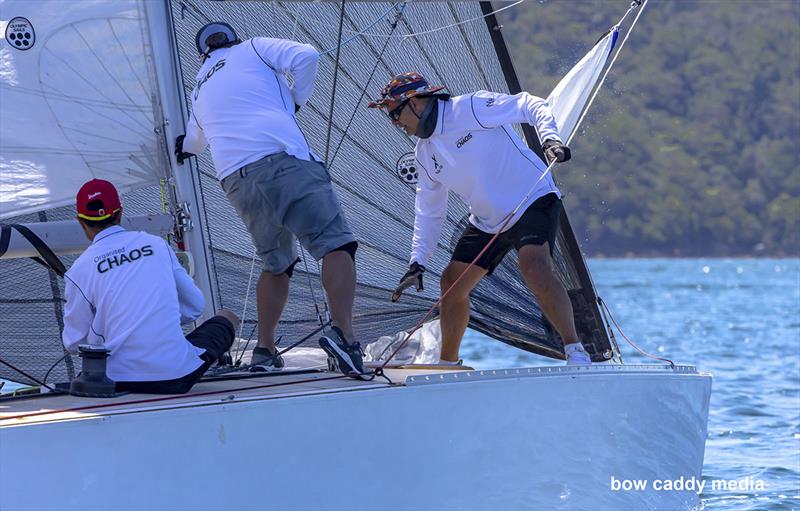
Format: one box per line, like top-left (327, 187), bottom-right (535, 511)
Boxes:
top-left (97, 245), bottom-right (154, 273)
top-left (193, 59), bottom-right (226, 100)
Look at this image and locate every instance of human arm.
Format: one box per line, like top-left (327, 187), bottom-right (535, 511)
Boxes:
top-left (168, 243), bottom-right (204, 323)
top-left (251, 37), bottom-right (320, 107)
top-left (176, 111), bottom-right (208, 163)
top-left (457, 90), bottom-right (562, 144)
top-left (409, 162), bottom-right (448, 269)
top-left (61, 275), bottom-right (94, 353)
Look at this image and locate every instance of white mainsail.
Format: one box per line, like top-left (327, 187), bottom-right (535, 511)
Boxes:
top-left (0, 0), bottom-right (165, 220)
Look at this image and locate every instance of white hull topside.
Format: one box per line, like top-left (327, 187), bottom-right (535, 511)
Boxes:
top-left (1, 364), bottom-right (711, 511)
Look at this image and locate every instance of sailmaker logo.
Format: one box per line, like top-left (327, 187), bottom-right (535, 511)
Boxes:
top-left (5, 17), bottom-right (35, 51)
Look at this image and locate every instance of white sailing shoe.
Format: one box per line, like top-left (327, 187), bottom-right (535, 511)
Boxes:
top-left (565, 342), bottom-right (591, 366)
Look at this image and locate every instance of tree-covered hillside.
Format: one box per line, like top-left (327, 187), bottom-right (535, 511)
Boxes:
top-left (497, 0), bottom-right (799, 256)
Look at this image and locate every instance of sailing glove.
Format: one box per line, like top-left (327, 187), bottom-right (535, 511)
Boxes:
top-left (543, 139), bottom-right (571, 163)
top-left (391, 262), bottom-right (425, 302)
top-left (174, 135), bottom-right (195, 165)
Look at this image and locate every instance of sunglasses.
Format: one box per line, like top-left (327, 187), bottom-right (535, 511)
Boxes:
top-left (387, 100), bottom-right (410, 121)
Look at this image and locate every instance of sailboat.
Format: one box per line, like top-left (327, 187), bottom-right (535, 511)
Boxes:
top-left (0, 1), bottom-right (711, 510)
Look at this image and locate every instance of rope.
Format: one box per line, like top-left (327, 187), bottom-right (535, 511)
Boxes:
top-left (599, 299), bottom-right (674, 368)
top-left (0, 357), bottom-right (55, 392)
top-left (377, 0), bottom-right (649, 370)
top-left (234, 321), bottom-right (259, 367)
top-left (301, 244), bottom-right (327, 327)
top-left (1, 374), bottom-right (352, 422)
top-left (233, 248), bottom-right (259, 363)
top-left (323, 0), bottom-right (347, 166)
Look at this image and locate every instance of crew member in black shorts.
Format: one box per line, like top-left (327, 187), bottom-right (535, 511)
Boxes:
top-left (369, 73), bottom-right (591, 366)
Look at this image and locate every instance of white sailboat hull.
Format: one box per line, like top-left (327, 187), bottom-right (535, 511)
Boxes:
top-left (1, 365), bottom-right (710, 511)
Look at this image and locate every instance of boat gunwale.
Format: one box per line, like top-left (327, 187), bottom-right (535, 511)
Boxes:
top-left (0, 364), bottom-right (708, 427)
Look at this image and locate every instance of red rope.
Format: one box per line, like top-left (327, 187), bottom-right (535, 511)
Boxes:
top-left (600, 299), bottom-right (675, 367)
top-left (379, 209), bottom-right (518, 369)
top-left (2, 374), bottom-right (349, 422)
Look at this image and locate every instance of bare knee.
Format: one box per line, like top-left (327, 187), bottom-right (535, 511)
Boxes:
top-left (519, 245), bottom-right (553, 287)
top-left (440, 265), bottom-right (475, 301)
top-left (216, 309), bottom-right (240, 330)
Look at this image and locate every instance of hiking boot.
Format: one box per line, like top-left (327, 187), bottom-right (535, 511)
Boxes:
top-left (249, 347), bottom-right (285, 372)
top-left (319, 326), bottom-right (365, 375)
top-left (565, 342), bottom-right (591, 366)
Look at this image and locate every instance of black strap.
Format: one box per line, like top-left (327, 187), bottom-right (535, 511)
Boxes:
top-left (0, 223), bottom-right (67, 277)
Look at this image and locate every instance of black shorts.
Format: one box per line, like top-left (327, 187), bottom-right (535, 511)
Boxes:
top-left (115, 316), bottom-right (235, 394)
top-left (451, 193), bottom-right (561, 275)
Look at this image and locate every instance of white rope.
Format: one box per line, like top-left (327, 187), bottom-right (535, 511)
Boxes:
top-left (236, 247), bottom-right (259, 360)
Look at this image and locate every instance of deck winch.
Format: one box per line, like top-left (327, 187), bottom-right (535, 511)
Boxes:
top-left (69, 344), bottom-right (117, 397)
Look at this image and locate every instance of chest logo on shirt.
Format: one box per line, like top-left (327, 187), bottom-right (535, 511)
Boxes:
top-left (456, 133), bottom-right (473, 149)
top-left (96, 245), bottom-right (154, 274)
top-left (485, 98), bottom-right (495, 107)
top-left (193, 59), bottom-right (226, 100)
top-left (432, 155), bottom-right (443, 174)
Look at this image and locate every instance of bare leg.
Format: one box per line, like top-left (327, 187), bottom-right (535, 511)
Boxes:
top-left (321, 250), bottom-right (356, 342)
top-left (518, 243), bottom-right (579, 344)
top-left (439, 262), bottom-right (487, 362)
top-left (255, 271), bottom-right (289, 352)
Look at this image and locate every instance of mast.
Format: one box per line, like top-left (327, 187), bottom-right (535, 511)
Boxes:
top-left (143, 0), bottom-right (218, 319)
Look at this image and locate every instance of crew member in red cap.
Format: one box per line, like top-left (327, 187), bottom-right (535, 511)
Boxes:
top-left (62, 178), bottom-right (240, 394)
top-left (369, 72), bottom-right (591, 366)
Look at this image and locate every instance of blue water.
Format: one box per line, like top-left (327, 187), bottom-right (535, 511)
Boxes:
top-left (462, 258), bottom-right (800, 511)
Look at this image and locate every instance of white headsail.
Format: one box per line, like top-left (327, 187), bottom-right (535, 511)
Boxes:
top-left (0, 0), bottom-right (164, 220)
top-left (548, 28), bottom-right (619, 142)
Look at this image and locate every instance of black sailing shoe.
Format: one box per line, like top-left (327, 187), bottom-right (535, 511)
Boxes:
top-left (249, 347), bottom-right (285, 372)
top-left (319, 326), bottom-right (365, 375)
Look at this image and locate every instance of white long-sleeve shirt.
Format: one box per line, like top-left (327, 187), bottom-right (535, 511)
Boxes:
top-left (62, 226), bottom-right (207, 382)
top-left (410, 91), bottom-right (563, 267)
top-left (183, 37), bottom-right (320, 181)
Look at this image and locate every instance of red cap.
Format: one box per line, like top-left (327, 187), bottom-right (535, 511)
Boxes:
top-left (76, 179), bottom-right (122, 221)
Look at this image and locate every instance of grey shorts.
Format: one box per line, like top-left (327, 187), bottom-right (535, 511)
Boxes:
top-left (221, 152), bottom-right (356, 274)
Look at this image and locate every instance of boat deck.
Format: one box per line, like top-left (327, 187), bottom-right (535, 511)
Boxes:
top-left (0, 361), bottom-right (472, 426)
top-left (1, 344), bottom-right (702, 427)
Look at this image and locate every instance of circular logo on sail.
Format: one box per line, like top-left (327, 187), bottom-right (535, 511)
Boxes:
top-left (395, 152), bottom-right (418, 184)
top-left (5, 17), bottom-right (35, 51)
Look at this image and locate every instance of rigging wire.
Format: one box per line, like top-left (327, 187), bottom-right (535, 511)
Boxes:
top-left (328, 2), bottom-right (407, 168)
top-left (323, 0), bottom-right (347, 166)
top-left (318, 2), bottom-right (405, 55)
top-left (378, 0), bottom-right (650, 369)
top-left (341, 0), bottom-right (525, 40)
